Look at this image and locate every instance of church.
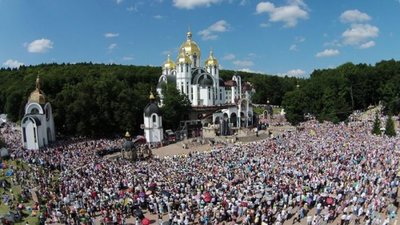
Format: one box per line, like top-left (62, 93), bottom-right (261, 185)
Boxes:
top-left (156, 31), bottom-right (255, 131)
top-left (21, 76), bottom-right (56, 150)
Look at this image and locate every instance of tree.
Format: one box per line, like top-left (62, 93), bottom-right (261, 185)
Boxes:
top-left (372, 112), bottom-right (381, 135)
top-left (384, 114), bottom-right (396, 137)
top-left (161, 83), bottom-right (192, 130)
top-left (282, 89), bottom-right (307, 125)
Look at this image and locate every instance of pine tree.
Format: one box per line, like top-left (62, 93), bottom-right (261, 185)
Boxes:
top-left (372, 112), bottom-right (381, 135)
top-left (385, 114), bottom-right (396, 137)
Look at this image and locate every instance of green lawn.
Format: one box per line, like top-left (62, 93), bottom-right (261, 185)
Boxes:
top-left (0, 159), bottom-right (39, 225)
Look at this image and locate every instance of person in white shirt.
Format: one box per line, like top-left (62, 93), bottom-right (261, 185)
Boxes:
top-left (306, 215), bottom-right (312, 225)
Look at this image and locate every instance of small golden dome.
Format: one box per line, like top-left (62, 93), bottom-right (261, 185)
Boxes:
top-left (149, 91), bottom-right (155, 100)
top-left (177, 48), bottom-right (192, 64)
top-left (179, 31), bottom-right (201, 59)
top-left (28, 75), bottom-right (46, 104)
top-left (205, 50), bottom-right (218, 67)
top-left (163, 54), bottom-right (176, 69)
top-left (125, 131), bottom-right (131, 138)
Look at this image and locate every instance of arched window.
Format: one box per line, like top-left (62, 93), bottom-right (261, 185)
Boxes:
top-left (45, 107), bottom-right (50, 121)
top-left (152, 115), bottom-right (156, 123)
top-left (31, 108), bottom-right (39, 114)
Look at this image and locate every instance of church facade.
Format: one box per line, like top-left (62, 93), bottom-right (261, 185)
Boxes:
top-left (156, 31), bottom-right (255, 129)
top-left (21, 76), bottom-right (56, 150)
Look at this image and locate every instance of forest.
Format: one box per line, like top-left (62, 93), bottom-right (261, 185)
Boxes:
top-left (0, 59), bottom-right (399, 136)
top-left (282, 60), bottom-right (400, 124)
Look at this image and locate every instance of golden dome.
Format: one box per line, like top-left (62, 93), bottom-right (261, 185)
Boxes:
top-left (179, 31), bottom-right (201, 59)
top-left (176, 48), bottom-right (192, 64)
top-left (205, 50), bottom-right (218, 67)
top-left (149, 91), bottom-right (155, 100)
top-left (163, 54), bottom-right (176, 69)
top-left (28, 75), bottom-right (46, 104)
top-left (125, 131), bottom-right (131, 138)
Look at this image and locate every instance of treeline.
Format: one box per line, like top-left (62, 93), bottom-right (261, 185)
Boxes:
top-left (0, 63), bottom-right (160, 137)
top-left (282, 60), bottom-right (400, 124)
top-left (1, 60), bottom-right (399, 136)
top-left (0, 63), bottom-right (295, 137)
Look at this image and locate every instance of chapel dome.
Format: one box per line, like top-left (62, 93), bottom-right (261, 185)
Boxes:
top-left (163, 54), bottom-right (176, 69)
top-left (144, 103), bottom-right (161, 117)
top-left (144, 92), bottom-right (161, 117)
top-left (205, 50), bottom-right (218, 67)
top-left (28, 75), bottom-right (46, 105)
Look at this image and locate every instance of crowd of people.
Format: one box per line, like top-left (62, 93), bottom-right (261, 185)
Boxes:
top-left (1, 114), bottom-right (399, 225)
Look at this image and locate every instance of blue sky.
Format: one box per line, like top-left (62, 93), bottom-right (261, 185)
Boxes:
top-left (1, 0), bottom-right (400, 77)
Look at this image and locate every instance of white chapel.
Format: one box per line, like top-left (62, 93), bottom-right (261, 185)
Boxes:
top-left (143, 92), bottom-right (163, 144)
top-left (21, 75), bottom-right (56, 150)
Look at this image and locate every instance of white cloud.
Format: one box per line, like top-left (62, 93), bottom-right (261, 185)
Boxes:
top-left (3, 59), bottom-right (24, 68)
top-left (26, 38), bottom-right (53, 53)
top-left (116, 0), bottom-right (123, 4)
top-left (154, 15), bottom-right (163, 19)
top-left (198, 20), bottom-right (230, 40)
top-left (359, 40), bottom-right (375, 49)
top-left (223, 53), bottom-right (236, 61)
top-left (342, 24), bottom-right (379, 45)
top-left (289, 36), bottom-right (305, 51)
top-left (239, 68), bottom-right (264, 74)
top-left (315, 49), bottom-right (340, 57)
top-left (286, 69), bottom-right (306, 77)
top-left (340, 9), bottom-right (371, 23)
top-left (122, 56), bottom-right (133, 61)
top-left (289, 44), bottom-right (298, 51)
top-left (173, 0), bottom-right (222, 9)
top-left (256, 2), bottom-right (275, 14)
top-left (108, 43), bottom-right (117, 51)
top-left (104, 33), bottom-right (119, 38)
top-left (233, 60), bottom-right (254, 67)
top-left (259, 23), bottom-right (270, 28)
top-left (255, 0), bottom-right (309, 27)
top-left (323, 39), bottom-right (342, 47)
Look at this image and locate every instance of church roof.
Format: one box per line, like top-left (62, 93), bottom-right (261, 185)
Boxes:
top-left (23, 115), bottom-right (42, 126)
top-left (144, 102), bottom-right (161, 117)
top-left (123, 140), bottom-right (135, 150)
top-left (242, 82), bottom-right (253, 92)
top-left (224, 80), bottom-right (237, 87)
top-left (179, 31), bottom-right (201, 59)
